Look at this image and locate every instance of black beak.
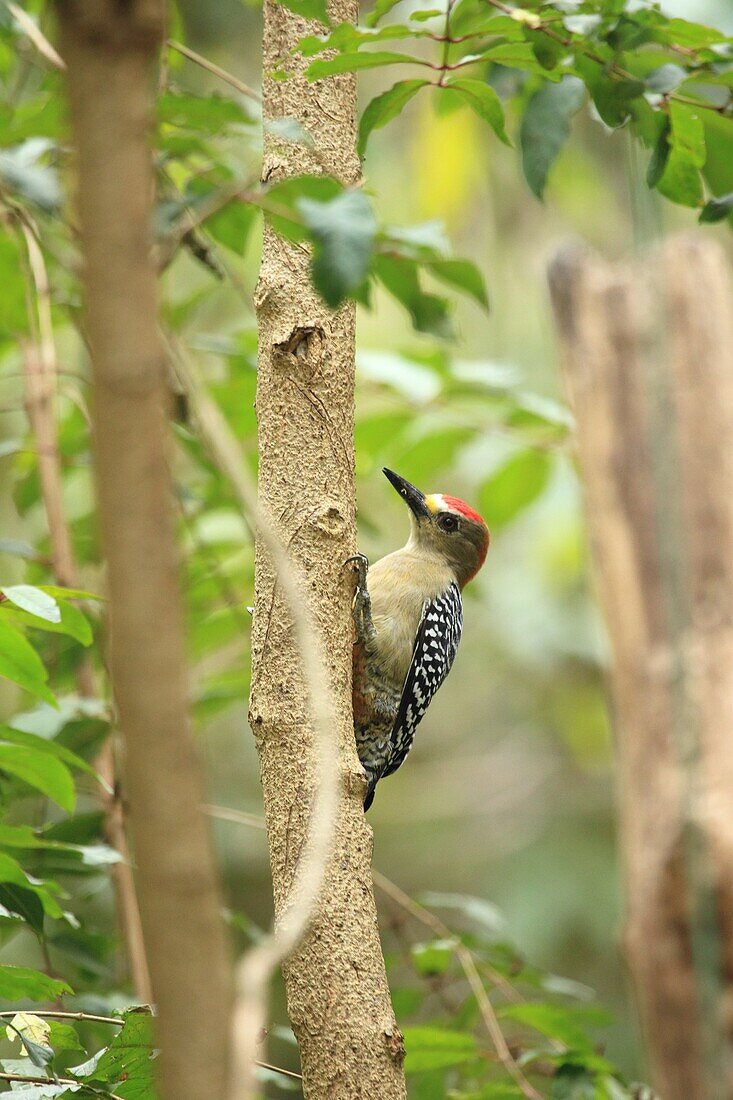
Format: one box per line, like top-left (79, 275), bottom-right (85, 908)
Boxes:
top-left (383, 468), bottom-right (430, 519)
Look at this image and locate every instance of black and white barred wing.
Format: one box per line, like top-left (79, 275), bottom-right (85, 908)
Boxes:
top-left (382, 582), bottom-right (463, 779)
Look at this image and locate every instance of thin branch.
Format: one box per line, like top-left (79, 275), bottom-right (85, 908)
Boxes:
top-left (167, 343), bottom-right (341, 1100)
top-left (205, 802), bottom-right (538, 1096)
top-left (204, 804), bottom-right (266, 830)
top-left (0, 1011), bottom-right (301, 1083)
top-left (5, 2), bottom-right (65, 70)
top-left (256, 1060), bottom-right (302, 1082)
top-left (437, 0), bottom-right (458, 86)
top-left (166, 39), bottom-right (261, 104)
top-left (0, 1072), bottom-right (124, 1099)
top-left (483, 0), bottom-right (730, 115)
top-left (16, 214), bottom-right (153, 1007)
top-left (0, 1009), bottom-right (122, 1026)
top-left (372, 871), bottom-right (541, 1100)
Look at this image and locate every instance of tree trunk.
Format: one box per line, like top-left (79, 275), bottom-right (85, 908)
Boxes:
top-left (20, 226), bottom-right (152, 1004)
top-left (57, 4), bottom-right (231, 1098)
top-left (249, 2), bottom-right (407, 1095)
top-left (549, 233), bottom-right (733, 1100)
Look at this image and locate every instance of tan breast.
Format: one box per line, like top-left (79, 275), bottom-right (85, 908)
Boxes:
top-left (368, 548), bottom-right (454, 686)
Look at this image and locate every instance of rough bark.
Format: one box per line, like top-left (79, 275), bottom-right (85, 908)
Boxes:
top-left (57, 4), bottom-right (231, 1098)
top-left (249, 2), bottom-right (407, 1095)
top-left (549, 234), bottom-right (733, 1100)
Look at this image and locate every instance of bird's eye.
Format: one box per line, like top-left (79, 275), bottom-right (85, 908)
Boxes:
top-left (438, 513), bottom-right (458, 532)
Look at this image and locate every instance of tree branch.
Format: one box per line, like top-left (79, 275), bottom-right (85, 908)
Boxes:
top-left (56, 4), bottom-right (231, 1097)
top-left (16, 212), bottom-right (152, 1006)
top-left (166, 342), bottom-right (340, 1100)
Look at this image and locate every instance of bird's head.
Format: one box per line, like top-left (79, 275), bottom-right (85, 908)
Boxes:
top-left (383, 467), bottom-right (490, 588)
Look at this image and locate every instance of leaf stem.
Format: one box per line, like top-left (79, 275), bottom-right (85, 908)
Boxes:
top-left (437, 0), bottom-right (458, 86)
top-left (0, 1071), bottom-right (125, 1099)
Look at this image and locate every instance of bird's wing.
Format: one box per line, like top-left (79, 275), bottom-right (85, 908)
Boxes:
top-left (381, 581), bottom-right (463, 780)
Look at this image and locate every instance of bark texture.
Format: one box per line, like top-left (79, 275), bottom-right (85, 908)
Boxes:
top-left (57, 4), bottom-right (231, 1098)
top-left (250, 2), bottom-right (407, 1095)
top-left (549, 234), bottom-right (733, 1100)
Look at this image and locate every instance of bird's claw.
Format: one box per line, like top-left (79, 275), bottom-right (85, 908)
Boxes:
top-left (345, 552), bottom-right (369, 593)
top-left (345, 554), bottom-right (375, 643)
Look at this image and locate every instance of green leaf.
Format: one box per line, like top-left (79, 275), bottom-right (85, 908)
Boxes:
top-left (0, 619), bottom-right (56, 705)
top-left (298, 190), bottom-right (377, 307)
top-left (36, 586), bottom-right (103, 602)
top-left (0, 964), bottom-right (72, 1001)
top-left (307, 51), bottom-right (423, 80)
top-left (0, 853), bottom-right (64, 919)
top-left (0, 742), bottom-right (75, 811)
top-left (358, 80), bottom-right (427, 156)
top-left (47, 1019), bottom-right (84, 1054)
top-left (0, 725), bottom-right (101, 781)
top-left (574, 58), bottom-right (644, 128)
top-left (19, 1033), bottom-right (55, 1069)
top-left (366, 0), bottom-right (405, 28)
top-left (525, 27), bottom-right (564, 72)
top-left (299, 21), bottom-right (419, 55)
top-left (411, 938), bottom-right (457, 976)
top-left (375, 256), bottom-right (453, 340)
top-left (384, 220), bottom-right (450, 257)
top-left (645, 63), bottom-right (687, 94)
top-left (91, 1010), bottom-right (155, 1100)
top-left (418, 891), bottom-right (505, 935)
top-left (646, 116), bottom-right (671, 189)
top-left (441, 78), bottom-right (511, 146)
top-left (265, 173), bottom-right (344, 242)
top-left (426, 258), bottom-right (489, 310)
top-left (158, 90), bottom-right (251, 132)
top-left (0, 602), bottom-right (92, 646)
top-left (0, 883), bottom-right (45, 933)
top-left (0, 139), bottom-right (61, 213)
top-left (663, 17), bottom-right (725, 49)
top-left (656, 101), bottom-right (706, 207)
top-left (499, 1003), bottom-right (612, 1054)
top-left (520, 76), bottom-right (585, 199)
top-left (402, 1026), bottom-right (477, 1073)
top-left (205, 201), bottom-right (257, 254)
top-left (700, 191), bottom-right (733, 223)
top-left (278, 0), bottom-right (329, 23)
top-left (479, 450), bottom-right (551, 527)
top-left (482, 41), bottom-right (563, 78)
top-left (0, 586), bottom-right (60, 623)
top-left (551, 1065), bottom-right (599, 1099)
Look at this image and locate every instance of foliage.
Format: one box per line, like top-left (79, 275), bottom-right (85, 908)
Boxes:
top-left (1, 0), bottom-right (727, 1095)
top-left (299, 0), bottom-right (733, 216)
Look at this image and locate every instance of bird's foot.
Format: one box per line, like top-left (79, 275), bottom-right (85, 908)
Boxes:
top-left (345, 553), bottom-right (376, 643)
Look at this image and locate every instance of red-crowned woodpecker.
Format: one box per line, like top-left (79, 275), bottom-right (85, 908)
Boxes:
top-left (350, 468), bottom-right (490, 811)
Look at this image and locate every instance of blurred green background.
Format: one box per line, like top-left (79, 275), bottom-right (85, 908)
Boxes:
top-left (172, 0), bottom-right (733, 1081)
top-left (1, 0), bottom-right (732, 1091)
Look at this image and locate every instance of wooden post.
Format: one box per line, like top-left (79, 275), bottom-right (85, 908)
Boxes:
top-left (549, 234), bottom-right (733, 1099)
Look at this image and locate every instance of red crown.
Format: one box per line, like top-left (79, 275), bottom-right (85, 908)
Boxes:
top-left (441, 495), bottom-right (486, 526)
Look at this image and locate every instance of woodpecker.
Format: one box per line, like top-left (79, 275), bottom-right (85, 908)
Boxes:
top-left (350, 468), bottom-right (490, 811)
